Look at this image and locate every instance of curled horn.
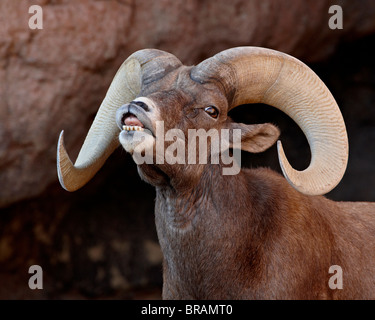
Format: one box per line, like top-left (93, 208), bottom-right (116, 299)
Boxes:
top-left (57, 49), bottom-right (182, 191)
top-left (191, 47), bottom-right (348, 195)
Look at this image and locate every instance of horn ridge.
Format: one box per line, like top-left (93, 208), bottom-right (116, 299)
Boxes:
top-left (57, 49), bottom-right (181, 191)
top-left (193, 46), bottom-right (348, 195)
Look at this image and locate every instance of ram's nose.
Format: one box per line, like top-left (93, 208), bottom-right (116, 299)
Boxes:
top-left (116, 100), bottom-right (152, 131)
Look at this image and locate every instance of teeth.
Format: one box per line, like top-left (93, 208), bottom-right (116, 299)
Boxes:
top-left (122, 125), bottom-right (144, 132)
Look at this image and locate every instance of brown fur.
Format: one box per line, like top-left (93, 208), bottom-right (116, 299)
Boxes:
top-left (118, 65), bottom-right (375, 299)
top-left (154, 166), bottom-right (375, 299)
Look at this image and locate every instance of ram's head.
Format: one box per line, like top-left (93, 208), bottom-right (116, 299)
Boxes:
top-left (57, 47), bottom-right (348, 195)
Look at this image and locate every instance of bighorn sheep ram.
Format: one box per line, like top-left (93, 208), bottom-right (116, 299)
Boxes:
top-left (57, 47), bottom-right (375, 299)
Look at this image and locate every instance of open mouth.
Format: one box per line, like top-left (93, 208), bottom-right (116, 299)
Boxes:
top-left (121, 113), bottom-right (145, 132)
top-left (116, 101), bottom-right (156, 154)
top-left (116, 101), bottom-right (155, 136)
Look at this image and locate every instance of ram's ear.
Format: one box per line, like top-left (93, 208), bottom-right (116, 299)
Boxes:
top-left (226, 122), bottom-right (280, 153)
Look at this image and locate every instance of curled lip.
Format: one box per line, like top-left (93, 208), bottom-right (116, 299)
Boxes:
top-left (116, 103), bottom-right (155, 136)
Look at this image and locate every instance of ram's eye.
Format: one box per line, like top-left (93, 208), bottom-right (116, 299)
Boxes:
top-left (204, 106), bottom-right (219, 119)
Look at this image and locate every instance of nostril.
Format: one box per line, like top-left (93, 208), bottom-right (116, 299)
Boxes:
top-left (134, 101), bottom-right (149, 111)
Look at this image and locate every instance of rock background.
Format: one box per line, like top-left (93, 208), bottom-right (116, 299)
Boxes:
top-left (0, 0), bottom-right (375, 299)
